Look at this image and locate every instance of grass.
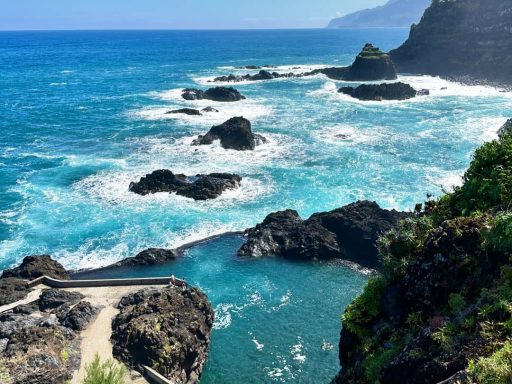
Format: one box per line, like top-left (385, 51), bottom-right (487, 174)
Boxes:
top-left (82, 354), bottom-right (127, 384)
top-left (468, 342), bottom-right (512, 384)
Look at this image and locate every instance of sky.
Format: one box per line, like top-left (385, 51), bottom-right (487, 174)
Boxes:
top-left (0, 0), bottom-right (386, 30)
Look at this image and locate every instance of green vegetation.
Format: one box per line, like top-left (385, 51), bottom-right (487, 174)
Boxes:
top-left (82, 354), bottom-right (127, 384)
top-left (468, 342), bottom-right (512, 384)
top-left (339, 128), bottom-right (512, 383)
top-left (0, 360), bottom-right (11, 384)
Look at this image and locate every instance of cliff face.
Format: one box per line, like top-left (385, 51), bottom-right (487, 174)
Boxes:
top-left (390, 0), bottom-right (512, 85)
top-left (327, 0), bottom-right (431, 28)
top-left (332, 119), bottom-right (512, 383)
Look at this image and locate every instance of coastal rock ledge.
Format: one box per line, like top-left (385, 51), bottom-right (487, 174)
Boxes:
top-left (112, 286), bottom-right (214, 384)
top-left (238, 200), bottom-right (408, 269)
top-left (339, 82), bottom-right (429, 101)
top-left (129, 170), bottom-right (242, 200)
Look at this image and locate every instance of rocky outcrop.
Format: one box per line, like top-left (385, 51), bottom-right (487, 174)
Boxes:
top-left (212, 70), bottom-right (296, 83)
top-left (498, 118), bottom-right (512, 139)
top-left (1, 255), bottom-right (69, 280)
top-left (110, 248), bottom-right (179, 268)
top-left (38, 289), bottom-right (84, 312)
top-left (0, 278), bottom-right (30, 306)
top-left (238, 201), bottom-right (408, 269)
top-left (339, 82), bottom-right (427, 101)
top-left (111, 286), bottom-right (214, 384)
top-left (129, 170), bottom-right (242, 200)
top-left (193, 116), bottom-right (267, 151)
top-left (58, 301), bottom-right (100, 331)
top-left (182, 87), bottom-right (246, 102)
top-left (166, 108), bottom-right (202, 116)
top-left (390, 0), bottom-right (512, 86)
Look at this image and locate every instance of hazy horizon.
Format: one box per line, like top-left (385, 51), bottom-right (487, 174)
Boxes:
top-left (1, 0), bottom-right (387, 31)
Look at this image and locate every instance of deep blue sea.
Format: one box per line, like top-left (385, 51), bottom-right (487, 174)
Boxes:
top-left (1, 29), bottom-right (512, 383)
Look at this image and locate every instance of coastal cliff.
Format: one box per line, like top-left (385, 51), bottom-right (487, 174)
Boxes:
top-left (390, 0), bottom-right (512, 86)
top-left (332, 120), bottom-right (512, 383)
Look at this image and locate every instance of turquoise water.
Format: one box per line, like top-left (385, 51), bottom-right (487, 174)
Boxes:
top-left (1, 29), bottom-right (512, 382)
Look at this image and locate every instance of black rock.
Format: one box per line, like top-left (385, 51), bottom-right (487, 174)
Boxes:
top-left (203, 87), bottom-right (246, 102)
top-left (129, 170), bottom-right (242, 200)
top-left (166, 108), bottom-right (202, 116)
top-left (239, 201), bottom-right (408, 269)
top-left (193, 117), bottom-right (267, 151)
top-left (112, 248), bottom-right (179, 268)
top-left (202, 106), bottom-right (219, 113)
top-left (498, 118), bottom-right (512, 139)
top-left (58, 301), bottom-right (100, 331)
top-left (1, 255), bottom-right (69, 280)
top-left (111, 286), bottom-right (214, 384)
top-left (339, 82), bottom-right (418, 101)
top-left (182, 88), bottom-right (205, 100)
top-left (38, 289), bottom-right (84, 312)
top-left (212, 70), bottom-right (297, 83)
top-left (0, 278), bottom-right (30, 306)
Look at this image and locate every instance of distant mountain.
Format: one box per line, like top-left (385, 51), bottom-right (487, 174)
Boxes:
top-left (327, 0), bottom-right (431, 28)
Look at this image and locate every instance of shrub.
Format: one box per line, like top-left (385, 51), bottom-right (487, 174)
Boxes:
top-left (488, 213), bottom-right (512, 253)
top-left (378, 216), bottom-right (435, 278)
top-left (342, 277), bottom-right (388, 340)
top-left (448, 293), bottom-right (466, 314)
top-left (82, 354), bottom-right (127, 384)
top-left (468, 342), bottom-right (512, 384)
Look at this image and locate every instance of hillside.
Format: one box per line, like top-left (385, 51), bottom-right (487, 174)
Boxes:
top-left (327, 0), bottom-right (431, 28)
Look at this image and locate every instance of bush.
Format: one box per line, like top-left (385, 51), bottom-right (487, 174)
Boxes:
top-left (378, 216), bottom-right (435, 278)
top-left (488, 213), bottom-right (512, 253)
top-left (342, 277), bottom-right (388, 340)
top-left (450, 136), bottom-right (512, 215)
top-left (82, 354), bottom-right (127, 384)
top-left (468, 342), bottom-right (512, 384)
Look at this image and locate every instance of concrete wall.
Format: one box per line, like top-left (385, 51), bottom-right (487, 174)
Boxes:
top-left (144, 366), bottom-right (175, 384)
top-left (28, 275), bottom-right (186, 289)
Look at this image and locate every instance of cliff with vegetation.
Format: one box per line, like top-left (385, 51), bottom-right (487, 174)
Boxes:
top-left (390, 0), bottom-right (512, 86)
top-left (332, 120), bottom-right (512, 383)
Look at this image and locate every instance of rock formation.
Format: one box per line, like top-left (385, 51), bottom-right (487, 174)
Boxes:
top-left (390, 0), bottom-right (512, 86)
top-left (498, 118), bottom-right (512, 139)
top-left (2, 255), bottom-right (69, 280)
top-left (182, 87), bottom-right (246, 102)
top-left (110, 248), bottom-right (179, 268)
top-left (166, 108), bottom-right (202, 116)
top-left (129, 170), bottom-right (242, 200)
top-left (111, 286), bottom-right (214, 384)
top-left (339, 82), bottom-right (427, 101)
top-left (193, 116), bottom-right (267, 150)
top-left (238, 201), bottom-right (408, 269)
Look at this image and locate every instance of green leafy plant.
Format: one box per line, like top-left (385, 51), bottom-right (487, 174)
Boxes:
top-left (468, 342), bottom-right (512, 384)
top-left (82, 354), bottom-right (127, 384)
top-left (448, 293), bottom-right (466, 314)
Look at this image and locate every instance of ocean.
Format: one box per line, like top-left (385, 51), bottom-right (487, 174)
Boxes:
top-left (1, 29), bottom-right (511, 382)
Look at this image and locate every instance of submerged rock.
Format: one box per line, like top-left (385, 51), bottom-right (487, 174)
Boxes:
top-left (181, 87), bottom-right (246, 102)
top-left (239, 201), bottom-right (408, 269)
top-left (339, 82), bottom-right (423, 101)
top-left (166, 108), bottom-right (202, 116)
top-left (202, 106), bottom-right (219, 113)
top-left (193, 116), bottom-right (267, 151)
top-left (112, 286), bottom-right (214, 384)
top-left (129, 170), bottom-right (242, 200)
top-left (1, 255), bottom-right (69, 280)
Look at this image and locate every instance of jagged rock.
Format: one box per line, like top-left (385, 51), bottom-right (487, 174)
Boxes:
top-left (166, 108), bottom-right (202, 116)
top-left (58, 301), bottom-right (99, 331)
top-left (111, 248), bottom-right (179, 268)
top-left (498, 118), bottom-right (512, 139)
top-left (212, 70), bottom-right (296, 83)
top-left (129, 170), bottom-right (242, 200)
top-left (339, 82), bottom-right (422, 101)
top-left (239, 201), bottom-right (407, 268)
top-left (390, 0), bottom-right (512, 85)
top-left (202, 106), bottom-right (219, 113)
top-left (0, 313), bottom-right (40, 338)
top-left (0, 278), bottom-right (30, 306)
top-left (38, 289), bottom-right (84, 312)
top-left (193, 116), bottom-right (267, 151)
top-left (1, 324), bottom-right (80, 384)
top-left (112, 286), bottom-right (214, 384)
top-left (1, 255), bottom-right (69, 280)
top-left (181, 87), bottom-right (246, 102)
